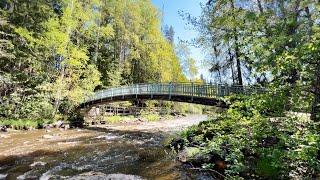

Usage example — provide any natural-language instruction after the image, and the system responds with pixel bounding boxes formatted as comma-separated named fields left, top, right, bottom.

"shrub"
left=143, top=114, right=160, bottom=122
left=175, top=95, right=320, bottom=179
left=104, top=115, right=135, bottom=124
left=0, top=119, right=49, bottom=130
left=105, top=116, right=123, bottom=123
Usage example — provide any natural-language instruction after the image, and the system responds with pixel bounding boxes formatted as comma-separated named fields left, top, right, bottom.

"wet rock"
left=30, top=161, right=47, bottom=167
left=170, top=112, right=178, bottom=116
left=178, top=149, right=227, bottom=173
left=169, top=137, right=185, bottom=151
left=177, top=147, right=201, bottom=163
left=43, top=124, right=53, bottom=129
left=69, top=172, right=143, bottom=180
left=64, top=124, right=70, bottom=130
left=0, top=126, right=7, bottom=132
left=17, top=170, right=38, bottom=180
left=54, top=120, right=64, bottom=128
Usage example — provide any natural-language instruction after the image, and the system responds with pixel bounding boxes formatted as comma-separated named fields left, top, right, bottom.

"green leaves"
left=0, top=0, right=185, bottom=122
left=178, top=94, right=320, bottom=178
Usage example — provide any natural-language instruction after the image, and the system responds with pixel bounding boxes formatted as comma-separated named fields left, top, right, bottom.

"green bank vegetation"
left=100, top=101, right=208, bottom=124
left=173, top=95, right=319, bottom=179
left=171, top=0, right=320, bottom=179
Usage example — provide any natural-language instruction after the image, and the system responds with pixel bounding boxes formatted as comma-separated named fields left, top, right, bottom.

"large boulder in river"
left=54, top=120, right=64, bottom=128
left=0, top=125, right=7, bottom=132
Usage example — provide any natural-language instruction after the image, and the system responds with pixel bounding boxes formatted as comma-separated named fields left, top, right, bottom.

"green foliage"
left=140, top=110, right=161, bottom=122
left=186, top=0, right=320, bottom=122
left=0, top=0, right=186, bottom=125
left=173, top=103, right=204, bottom=115
left=176, top=41, right=199, bottom=80
left=0, top=119, right=48, bottom=130
left=178, top=95, right=320, bottom=178
left=255, top=148, right=284, bottom=177
left=104, top=115, right=135, bottom=124
left=143, top=113, right=161, bottom=122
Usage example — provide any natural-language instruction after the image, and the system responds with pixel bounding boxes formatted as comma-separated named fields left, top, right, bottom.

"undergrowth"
left=175, top=94, right=320, bottom=179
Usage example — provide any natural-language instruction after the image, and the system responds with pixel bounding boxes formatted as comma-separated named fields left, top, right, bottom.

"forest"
left=0, top=0, right=319, bottom=179
left=0, top=0, right=191, bottom=123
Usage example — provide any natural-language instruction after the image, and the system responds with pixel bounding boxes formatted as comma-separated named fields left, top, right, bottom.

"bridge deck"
left=80, top=83, right=265, bottom=108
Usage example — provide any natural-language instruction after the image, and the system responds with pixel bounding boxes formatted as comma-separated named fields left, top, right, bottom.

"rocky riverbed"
left=0, top=115, right=212, bottom=179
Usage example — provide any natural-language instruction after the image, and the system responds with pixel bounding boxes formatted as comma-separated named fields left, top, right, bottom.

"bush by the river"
left=172, top=95, right=320, bottom=179
left=0, top=119, right=53, bottom=130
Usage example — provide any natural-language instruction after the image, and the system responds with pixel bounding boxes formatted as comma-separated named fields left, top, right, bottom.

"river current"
left=0, top=115, right=212, bottom=180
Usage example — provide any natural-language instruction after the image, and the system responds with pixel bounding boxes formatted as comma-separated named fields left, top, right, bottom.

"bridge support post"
left=151, top=84, right=153, bottom=99
left=169, top=82, right=172, bottom=100
left=135, top=84, right=138, bottom=99
left=191, top=82, right=194, bottom=102
left=122, top=88, right=124, bottom=99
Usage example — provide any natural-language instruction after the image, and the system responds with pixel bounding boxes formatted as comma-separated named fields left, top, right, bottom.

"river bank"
left=0, top=115, right=210, bottom=179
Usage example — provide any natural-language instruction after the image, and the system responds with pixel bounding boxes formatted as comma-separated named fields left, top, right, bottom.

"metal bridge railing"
left=84, top=83, right=266, bottom=104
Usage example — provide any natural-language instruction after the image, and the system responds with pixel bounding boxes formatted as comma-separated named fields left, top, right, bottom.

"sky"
left=151, top=0, right=210, bottom=81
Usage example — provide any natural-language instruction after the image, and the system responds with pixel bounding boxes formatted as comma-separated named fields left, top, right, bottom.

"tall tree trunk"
left=230, top=0, right=243, bottom=86
left=311, top=64, right=320, bottom=123
left=228, top=47, right=235, bottom=84
left=234, top=38, right=243, bottom=86
left=52, top=0, right=74, bottom=118
left=256, top=0, right=264, bottom=13
left=305, top=6, right=312, bottom=39
left=93, top=9, right=101, bottom=64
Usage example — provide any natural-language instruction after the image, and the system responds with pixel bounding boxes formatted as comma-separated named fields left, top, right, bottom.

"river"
left=0, top=115, right=212, bottom=180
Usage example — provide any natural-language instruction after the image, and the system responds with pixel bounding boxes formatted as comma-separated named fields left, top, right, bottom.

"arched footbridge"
left=80, top=83, right=266, bottom=108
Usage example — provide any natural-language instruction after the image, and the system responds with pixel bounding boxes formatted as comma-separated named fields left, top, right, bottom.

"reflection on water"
left=0, top=127, right=213, bottom=179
